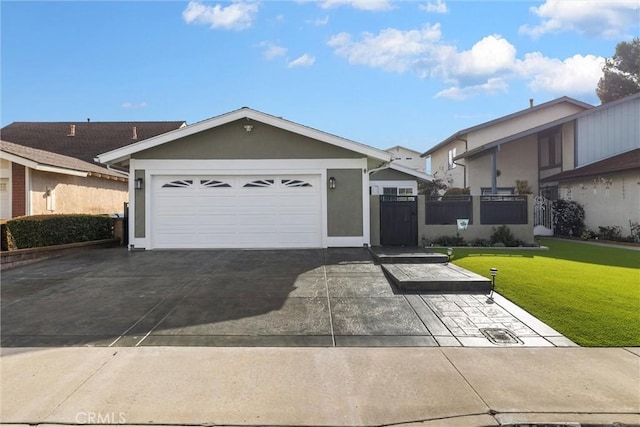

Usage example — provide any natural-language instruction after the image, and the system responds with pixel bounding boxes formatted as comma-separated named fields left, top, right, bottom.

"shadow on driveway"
left=2, top=247, right=428, bottom=347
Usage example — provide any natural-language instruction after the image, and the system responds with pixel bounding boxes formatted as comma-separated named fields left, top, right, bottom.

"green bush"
left=598, top=225, right=622, bottom=241
left=490, top=225, right=524, bottom=247
left=6, top=215, right=114, bottom=249
left=432, top=233, right=466, bottom=246
left=553, top=199, right=586, bottom=237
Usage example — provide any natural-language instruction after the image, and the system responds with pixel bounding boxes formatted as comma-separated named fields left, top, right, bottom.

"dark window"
left=162, top=180, right=193, bottom=188
left=383, top=187, right=397, bottom=196
left=244, top=179, right=274, bottom=188
left=539, top=128, right=562, bottom=168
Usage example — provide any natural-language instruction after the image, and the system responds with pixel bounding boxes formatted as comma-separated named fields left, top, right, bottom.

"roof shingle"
left=0, top=121, right=185, bottom=164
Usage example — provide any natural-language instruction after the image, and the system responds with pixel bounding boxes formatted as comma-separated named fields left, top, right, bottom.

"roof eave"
left=98, top=108, right=392, bottom=164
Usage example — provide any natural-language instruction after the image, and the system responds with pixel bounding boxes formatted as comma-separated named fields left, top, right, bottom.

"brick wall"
left=11, top=163, right=25, bottom=217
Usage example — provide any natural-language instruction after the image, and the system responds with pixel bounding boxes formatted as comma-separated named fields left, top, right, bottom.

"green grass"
left=446, top=238, right=640, bottom=347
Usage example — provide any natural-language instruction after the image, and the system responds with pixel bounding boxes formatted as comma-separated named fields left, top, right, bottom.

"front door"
left=380, top=196, right=417, bottom=246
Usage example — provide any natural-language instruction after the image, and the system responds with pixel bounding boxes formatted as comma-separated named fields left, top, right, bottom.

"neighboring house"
left=422, top=93, right=640, bottom=237
left=97, top=107, right=392, bottom=250
left=540, top=93, right=640, bottom=236
left=370, top=146, right=432, bottom=196
left=0, top=140, right=127, bottom=218
left=0, top=121, right=185, bottom=219
left=421, top=97, right=593, bottom=195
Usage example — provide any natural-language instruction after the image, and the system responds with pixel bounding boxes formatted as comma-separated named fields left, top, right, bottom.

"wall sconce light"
left=328, top=176, right=336, bottom=189
left=135, top=178, right=144, bottom=190
left=243, top=124, right=254, bottom=133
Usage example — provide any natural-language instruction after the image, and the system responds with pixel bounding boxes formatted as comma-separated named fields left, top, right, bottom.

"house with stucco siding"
left=0, top=121, right=185, bottom=219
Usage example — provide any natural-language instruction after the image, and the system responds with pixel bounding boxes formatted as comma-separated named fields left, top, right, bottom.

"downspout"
left=453, top=138, right=468, bottom=189
left=491, top=148, right=498, bottom=194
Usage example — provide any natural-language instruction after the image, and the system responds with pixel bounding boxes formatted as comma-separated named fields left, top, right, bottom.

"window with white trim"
left=383, top=187, right=397, bottom=196
left=398, top=188, right=413, bottom=195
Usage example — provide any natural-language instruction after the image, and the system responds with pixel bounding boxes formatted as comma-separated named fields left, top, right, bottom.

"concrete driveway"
left=1, top=247, right=571, bottom=347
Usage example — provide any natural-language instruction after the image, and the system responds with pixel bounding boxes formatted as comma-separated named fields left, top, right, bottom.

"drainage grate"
left=480, top=328, right=522, bottom=345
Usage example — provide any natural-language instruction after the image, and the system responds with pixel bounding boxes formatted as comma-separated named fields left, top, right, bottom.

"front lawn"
left=447, top=238, right=639, bottom=347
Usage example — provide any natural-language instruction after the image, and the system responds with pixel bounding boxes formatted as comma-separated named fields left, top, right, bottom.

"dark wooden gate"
left=380, top=195, right=417, bottom=246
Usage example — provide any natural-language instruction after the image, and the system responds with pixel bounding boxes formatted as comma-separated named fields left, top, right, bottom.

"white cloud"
left=435, top=78, right=508, bottom=100
left=259, top=41, right=287, bottom=60
left=288, top=54, right=316, bottom=68
left=516, top=52, right=605, bottom=94
left=327, top=24, right=442, bottom=73
left=182, top=1, right=258, bottom=31
left=420, top=0, right=448, bottom=14
left=519, top=0, right=640, bottom=39
left=314, top=15, right=330, bottom=26
left=328, top=25, right=606, bottom=99
left=448, top=35, right=516, bottom=78
left=122, top=101, right=147, bottom=109
left=320, top=0, right=392, bottom=11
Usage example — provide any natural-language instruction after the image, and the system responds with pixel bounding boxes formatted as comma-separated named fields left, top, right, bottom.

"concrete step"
left=368, top=247, right=449, bottom=264
left=382, top=263, right=492, bottom=292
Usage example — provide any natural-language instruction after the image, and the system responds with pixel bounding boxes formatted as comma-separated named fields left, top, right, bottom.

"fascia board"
left=0, top=151, right=88, bottom=177
left=98, top=108, right=392, bottom=164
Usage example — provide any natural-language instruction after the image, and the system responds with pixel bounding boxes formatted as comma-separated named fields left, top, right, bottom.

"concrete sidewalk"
left=1, top=347, right=638, bottom=426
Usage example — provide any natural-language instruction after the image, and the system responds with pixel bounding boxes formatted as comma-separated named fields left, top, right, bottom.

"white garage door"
left=151, top=175, right=322, bottom=249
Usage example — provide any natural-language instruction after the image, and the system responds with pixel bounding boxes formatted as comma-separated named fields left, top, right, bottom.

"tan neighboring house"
left=0, top=121, right=185, bottom=219
left=422, top=93, right=640, bottom=236
left=421, top=97, right=593, bottom=195
left=0, top=140, right=128, bottom=217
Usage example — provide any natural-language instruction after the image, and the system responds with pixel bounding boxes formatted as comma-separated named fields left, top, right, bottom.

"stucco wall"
left=467, top=136, right=539, bottom=195
left=560, top=170, right=640, bottom=236
left=327, top=169, right=363, bottom=237
left=136, top=119, right=362, bottom=160
left=466, top=103, right=587, bottom=150
left=429, top=139, right=466, bottom=189
left=134, top=169, right=145, bottom=238
left=30, top=170, right=127, bottom=215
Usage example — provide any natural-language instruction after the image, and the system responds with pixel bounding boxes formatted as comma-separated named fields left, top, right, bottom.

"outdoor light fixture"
left=487, top=267, right=498, bottom=303
left=447, top=247, right=453, bottom=262
left=135, top=178, right=144, bottom=190
left=243, top=124, right=254, bottom=133
left=329, top=176, right=336, bottom=189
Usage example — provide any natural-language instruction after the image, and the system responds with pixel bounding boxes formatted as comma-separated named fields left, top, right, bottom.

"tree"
left=596, top=38, right=640, bottom=104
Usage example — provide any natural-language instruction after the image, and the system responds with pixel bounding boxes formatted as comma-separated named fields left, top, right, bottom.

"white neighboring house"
left=370, top=146, right=431, bottom=196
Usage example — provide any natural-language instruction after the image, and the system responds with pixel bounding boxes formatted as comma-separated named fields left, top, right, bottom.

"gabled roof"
left=385, top=145, right=422, bottom=156
left=0, top=140, right=127, bottom=181
left=1, top=121, right=186, bottom=164
left=541, top=149, right=640, bottom=182
left=421, top=96, right=593, bottom=157
left=453, top=92, right=640, bottom=162
left=97, top=107, right=392, bottom=164
left=388, top=163, right=433, bottom=181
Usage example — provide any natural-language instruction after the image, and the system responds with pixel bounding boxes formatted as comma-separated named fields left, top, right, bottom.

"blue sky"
left=2, top=1, right=638, bottom=153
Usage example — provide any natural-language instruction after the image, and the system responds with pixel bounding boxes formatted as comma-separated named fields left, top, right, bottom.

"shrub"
left=581, top=229, right=595, bottom=240
left=598, top=225, right=622, bottom=241
left=552, top=199, right=586, bottom=237
left=515, top=179, right=532, bottom=194
left=470, top=238, right=492, bottom=247
left=6, top=214, right=114, bottom=249
left=490, top=225, right=523, bottom=247
left=629, top=221, right=640, bottom=243
left=433, top=233, right=466, bottom=246
left=443, top=187, right=470, bottom=196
